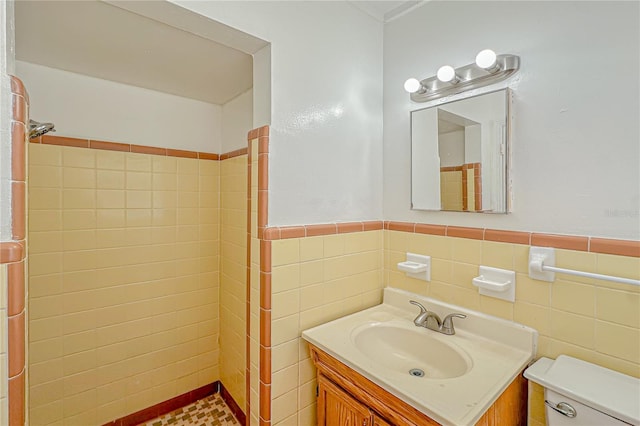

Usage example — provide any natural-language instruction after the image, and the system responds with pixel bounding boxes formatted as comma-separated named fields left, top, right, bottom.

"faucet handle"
left=409, top=300, right=428, bottom=327
left=441, top=313, right=466, bottom=335
left=409, top=300, right=427, bottom=313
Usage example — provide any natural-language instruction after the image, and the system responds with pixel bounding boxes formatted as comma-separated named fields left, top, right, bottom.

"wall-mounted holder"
left=397, top=253, right=431, bottom=281
left=472, top=265, right=516, bottom=302
left=528, top=247, right=556, bottom=282
left=528, top=246, right=640, bottom=286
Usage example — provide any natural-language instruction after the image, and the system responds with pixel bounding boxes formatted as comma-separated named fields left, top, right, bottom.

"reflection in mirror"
left=411, top=89, right=510, bottom=213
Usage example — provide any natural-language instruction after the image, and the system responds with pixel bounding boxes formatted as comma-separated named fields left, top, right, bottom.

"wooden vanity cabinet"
left=310, top=344, right=527, bottom=426
left=318, top=375, right=380, bottom=426
left=318, top=375, right=394, bottom=426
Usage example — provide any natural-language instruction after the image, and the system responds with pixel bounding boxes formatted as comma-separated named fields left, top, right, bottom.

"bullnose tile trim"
left=30, top=135, right=233, bottom=161
left=9, top=75, right=28, bottom=100
left=414, top=223, right=447, bottom=236
left=260, top=222, right=385, bottom=240
left=531, top=233, right=589, bottom=252
left=11, top=181, right=26, bottom=240
left=447, top=226, right=485, bottom=240
left=0, top=242, right=25, bottom=264
left=590, top=238, right=640, bottom=257
left=7, top=262, right=25, bottom=316
left=220, top=148, right=248, bottom=160
left=8, top=371, right=25, bottom=426
left=7, top=312, right=25, bottom=378
left=8, top=76, right=29, bottom=426
left=11, top=121, right=26, bottom=181
left=380, top=221, right=638, bottom=258
left=11, top=94, right=26, bottom=125
left=484, top=229, right=531, bottom=245
left=258, top=221, right=636, bottom=250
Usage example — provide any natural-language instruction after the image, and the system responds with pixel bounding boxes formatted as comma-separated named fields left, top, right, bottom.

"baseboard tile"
left=101, top=381, right=245, bottom=426
left=220, top=383, right=247, bottom=426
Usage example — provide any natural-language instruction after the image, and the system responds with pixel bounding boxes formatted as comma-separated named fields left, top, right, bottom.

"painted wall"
left=252, top=45, right=271, bottom=130
left=383, top=1, right=640, bottom=240
left=0, top=0, right=14, bottom=241
left=15, top=61, right=223, bottom=154
left=438, top=130, right=464, bottom=167
left=27, top=143, right=221, bottom=424
left=222, top=90, right=253, bottom=153
left=172, top=0, right=384, bottom=227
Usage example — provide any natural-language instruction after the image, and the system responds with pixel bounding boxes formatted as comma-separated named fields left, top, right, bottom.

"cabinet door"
left=318, top=375, right=373, bottom=426
left=373, top=414, right=392, bottom=426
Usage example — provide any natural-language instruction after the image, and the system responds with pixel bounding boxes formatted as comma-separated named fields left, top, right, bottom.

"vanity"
left=302, top=288, right=537, bottom=425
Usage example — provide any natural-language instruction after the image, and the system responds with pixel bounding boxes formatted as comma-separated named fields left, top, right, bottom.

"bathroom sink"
left=302, top=287, right=537, bottom=425
left=351, top=323, right=472, bottom=379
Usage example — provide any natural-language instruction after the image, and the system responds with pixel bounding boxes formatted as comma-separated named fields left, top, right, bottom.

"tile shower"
left=26, top=137, right=247, bottom=425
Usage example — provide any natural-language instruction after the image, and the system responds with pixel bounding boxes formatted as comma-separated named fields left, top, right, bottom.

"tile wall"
left=439, top=163, right=481, bottom=212
left=220, top=153, right=248, bottom=412
left=440, top=170, right=462, bottom=211
left=27, top=143, right=221, bottom=424
left=257, top=220, right=637, bottom=426
left=383, top=224, right=639, bottom=426
left=266, top=226, right=385, bottom=425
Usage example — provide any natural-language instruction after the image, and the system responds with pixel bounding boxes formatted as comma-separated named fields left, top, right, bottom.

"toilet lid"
left=524, top=355, right=640, bottom=425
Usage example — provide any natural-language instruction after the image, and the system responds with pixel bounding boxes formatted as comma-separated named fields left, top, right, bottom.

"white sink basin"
left=351, top=323, right=472, bottom=379
left=302, top=287, right=537, bottom=426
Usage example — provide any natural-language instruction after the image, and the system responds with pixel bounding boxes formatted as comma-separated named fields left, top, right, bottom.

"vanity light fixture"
left=436, top=65, right=460, bottom=84
left=475, top=49, right=499, bottom=72
left=403, top=77, right=424, bottom=94
left=405, top=49, right=520, bottom=102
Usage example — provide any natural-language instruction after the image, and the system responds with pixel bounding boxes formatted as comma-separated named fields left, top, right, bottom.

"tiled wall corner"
left=248, top=137, right=259, bottom=425
left=1, top=75, right=29, bottom=426
left=220, top=153, right=248, bottom=413
left=383, top=224, right=640, bottom=426
left=27, top=144, right=222, bottom=424
left=246, top=127, right=268, bottom=426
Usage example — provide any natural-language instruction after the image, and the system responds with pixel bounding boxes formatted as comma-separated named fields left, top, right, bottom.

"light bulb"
left=436, top=65, right=457, bottom=83
left=475, top=49, right=498, bottom=69
left=404, top=78, right=422, bottom=93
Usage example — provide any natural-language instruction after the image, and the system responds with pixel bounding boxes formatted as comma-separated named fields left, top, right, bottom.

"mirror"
left=411, top=89, right=511, bottom=213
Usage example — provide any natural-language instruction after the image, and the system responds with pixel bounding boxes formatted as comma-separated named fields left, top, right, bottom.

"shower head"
left=29, top=119, right=55, bottom=139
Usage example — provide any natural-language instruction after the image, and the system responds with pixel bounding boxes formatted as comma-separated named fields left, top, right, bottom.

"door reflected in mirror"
left=411, top=89, right=511, bottom=213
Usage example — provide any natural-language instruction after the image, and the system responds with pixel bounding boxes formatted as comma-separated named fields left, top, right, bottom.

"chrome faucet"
left=409, top=300, right=466, bottom=335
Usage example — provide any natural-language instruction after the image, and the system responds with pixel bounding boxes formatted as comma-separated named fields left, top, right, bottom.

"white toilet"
left=524, top=355, right=640, bottom=425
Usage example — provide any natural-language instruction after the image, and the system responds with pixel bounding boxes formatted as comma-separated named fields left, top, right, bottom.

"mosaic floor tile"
left=141, top=393, right=239, bottom=426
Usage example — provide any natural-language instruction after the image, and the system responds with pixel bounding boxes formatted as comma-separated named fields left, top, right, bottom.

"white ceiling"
left=348, top=0, right=425, bottom=22
left=15, top=1, right=421, bottom=105
left=15, top=1, right=258, bottom=105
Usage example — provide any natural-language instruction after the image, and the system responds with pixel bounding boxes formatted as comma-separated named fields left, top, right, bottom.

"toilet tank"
left=524, top=355, right=640, bottom=426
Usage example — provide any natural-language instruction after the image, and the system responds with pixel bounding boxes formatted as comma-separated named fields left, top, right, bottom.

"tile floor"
left=141, top=393, right=239, bottom=426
